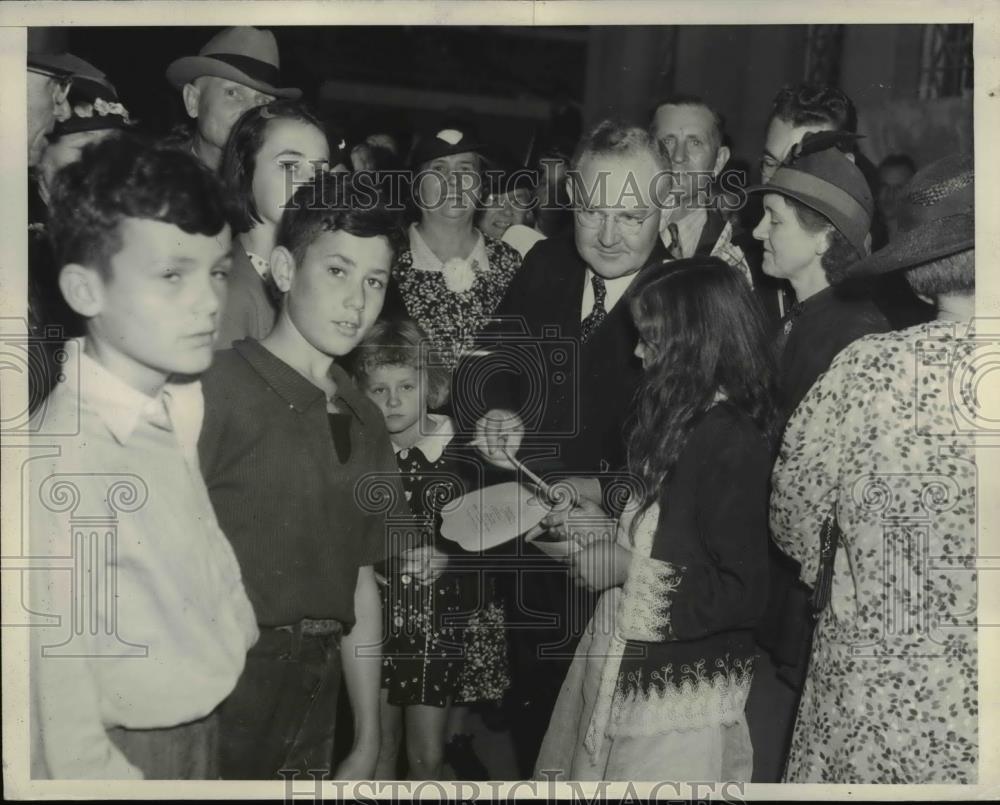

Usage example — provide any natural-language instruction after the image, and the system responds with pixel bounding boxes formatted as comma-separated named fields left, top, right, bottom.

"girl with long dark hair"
left=533, top=257, right=778, bottom=781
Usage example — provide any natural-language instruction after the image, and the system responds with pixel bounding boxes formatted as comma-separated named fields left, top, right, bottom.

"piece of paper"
left=439, top=481, right=548, bottom=551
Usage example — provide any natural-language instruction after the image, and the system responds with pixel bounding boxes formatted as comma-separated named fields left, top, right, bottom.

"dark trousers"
left=106, top=711, right=219, bottom=779
left=501, top=544, right=597, bottom=778
left=219, top=625, right=343, bottom=780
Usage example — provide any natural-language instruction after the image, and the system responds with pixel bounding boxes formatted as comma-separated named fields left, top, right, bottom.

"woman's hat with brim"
left=165, top=26, right=301, bottom=100
left=747, top=131, right=873, bottom=260
left=48, top=55, right=132, bottom=139
left=409, top=125, right=487, bottom=169
left=845, top=152, right=974, bottom=278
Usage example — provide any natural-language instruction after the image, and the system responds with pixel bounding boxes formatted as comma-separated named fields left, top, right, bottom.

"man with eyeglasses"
left=165, top=27, right=301, bottom=171
left=27, top=51, right=73, bottom=168
left=464, top=120, right=670, bottom=777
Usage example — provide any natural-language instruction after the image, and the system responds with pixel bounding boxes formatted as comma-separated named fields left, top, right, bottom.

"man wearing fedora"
left=166, top=26, right=301, bottom=171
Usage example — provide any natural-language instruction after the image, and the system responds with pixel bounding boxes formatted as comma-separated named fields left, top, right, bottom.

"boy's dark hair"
left=276, top=170, right=405, bottom=266
left=220, top=99, right=326, bottom=234
left=48, top=132, right=229, bottom=277
left=352, top=318, right=451, bottom=409
left=649, top=93, right=727, bottom=150
left=768, top=83, right=858, bottom=133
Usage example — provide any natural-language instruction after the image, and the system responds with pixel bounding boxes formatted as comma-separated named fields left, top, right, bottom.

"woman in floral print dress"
left=384, top=124, right=522, bottom=372
left=770, top=154, right=977, bottom=783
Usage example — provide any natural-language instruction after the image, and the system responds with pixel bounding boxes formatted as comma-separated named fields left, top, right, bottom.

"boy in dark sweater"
left=198, top=171, right=405, bottom=779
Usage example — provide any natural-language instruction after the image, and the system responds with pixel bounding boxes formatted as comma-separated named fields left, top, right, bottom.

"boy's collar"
left=232, top=338, right=377, bottom=426
left=392, top=413, right=454, bottom=463
left=63, top=338, right=201, bottom=449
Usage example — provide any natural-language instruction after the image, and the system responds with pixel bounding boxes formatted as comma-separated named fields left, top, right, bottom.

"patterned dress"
left=382, top=415, right=465, bottom=707
left=770, top=322, right=978, bottom=783
left=392, top=224, right=522, bottom=371
left=381, top=415, right=511, bottom=706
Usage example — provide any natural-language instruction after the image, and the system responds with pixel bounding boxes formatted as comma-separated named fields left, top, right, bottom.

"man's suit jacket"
left=465, top=232, right=668, bottom=480
left=216, top=242, right=279, bottom=350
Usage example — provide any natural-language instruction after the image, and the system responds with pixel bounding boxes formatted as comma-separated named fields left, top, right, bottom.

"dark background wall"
left=37, top=24, right=971, bottom=176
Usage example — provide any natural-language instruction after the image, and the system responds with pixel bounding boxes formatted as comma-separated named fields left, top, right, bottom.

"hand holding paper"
left=439, top=481, right=548, bottom=551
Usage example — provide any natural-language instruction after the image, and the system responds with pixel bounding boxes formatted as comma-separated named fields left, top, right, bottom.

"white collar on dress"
left=392, top=412, right=455, bottom=463
left=408, top=223, right=488, bottom=274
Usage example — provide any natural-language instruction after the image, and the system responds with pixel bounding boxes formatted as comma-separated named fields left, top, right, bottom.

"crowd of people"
left=24, top=26, right=976, bottom=785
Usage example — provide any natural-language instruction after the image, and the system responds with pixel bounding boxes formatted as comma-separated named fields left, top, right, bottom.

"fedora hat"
left=747, top=130, right=873, bottom=259
left=28, top=51, right=77, bottom=79
left=845, top=152, right=974, bottom=278
left=166, top=26, right=301, bottom=99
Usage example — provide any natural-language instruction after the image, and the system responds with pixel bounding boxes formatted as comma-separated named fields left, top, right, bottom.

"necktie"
left=581, top=274, right=607, bottom=343
left=666, top=222, right=684, bottom=260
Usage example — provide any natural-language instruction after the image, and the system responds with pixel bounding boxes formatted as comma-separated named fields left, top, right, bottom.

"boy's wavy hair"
left=625, top=257, right=780, bottom=532
left=351, top=317, right=451, bottom=410
left=220, top=99, right=326, bottom=235
left=48, top=132, right=229, bottom=277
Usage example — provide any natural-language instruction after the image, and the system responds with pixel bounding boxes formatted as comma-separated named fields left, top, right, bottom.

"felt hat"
left=845, top=152, right=974, bottom=277
left=28, top=51, right=77, bottom=79
left=48, top=55, right=132, bottom=139
left=409, top=123, right=486, bottom=169
left=748, top=130, right=873, bottom=259
left=165, top=26, right=301, bottom=99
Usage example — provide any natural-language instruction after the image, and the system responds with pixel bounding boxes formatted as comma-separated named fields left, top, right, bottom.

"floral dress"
left=382, top=415, right=465, bottom=707
left=392, top=224, right=522, bottom=371
left=770, top=322, right=978, bottom=783
left=381, top=415, right=511, bottom=706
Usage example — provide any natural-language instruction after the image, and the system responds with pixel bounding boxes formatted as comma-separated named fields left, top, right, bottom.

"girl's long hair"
left=625, top=257, right=780, bottom=532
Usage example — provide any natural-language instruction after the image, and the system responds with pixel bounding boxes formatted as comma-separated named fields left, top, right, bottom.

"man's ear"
left=269, top=246, right=296, bottom=294
left=713, top=144, right=731, bottom=179
left=181, top=82, right=201, bottom=120
left=58, top=264, right=104, bottom=318
left=845, top=151, right=857, bottom=164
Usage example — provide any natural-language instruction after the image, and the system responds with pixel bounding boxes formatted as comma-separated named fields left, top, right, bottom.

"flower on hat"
left=72, top=98, right=131, bottom=124
left=441, top=256, right=478, bottom=294
left=436, top=129, right=463, bottom=146
left=93, top=97, right=130, bottom=121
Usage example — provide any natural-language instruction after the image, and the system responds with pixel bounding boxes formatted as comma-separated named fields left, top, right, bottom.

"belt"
left=252, top=619, right=345, bottom=661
